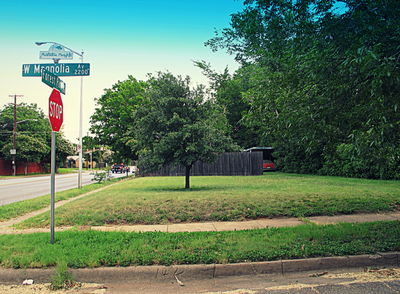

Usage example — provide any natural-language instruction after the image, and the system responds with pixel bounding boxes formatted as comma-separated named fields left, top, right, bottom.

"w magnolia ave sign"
left=22, top=63, right=90, bottom=77
left=48, top=89, right=63, bottom=132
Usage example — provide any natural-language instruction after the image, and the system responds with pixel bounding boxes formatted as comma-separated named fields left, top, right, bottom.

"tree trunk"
left=185, top=165, right=191, bottom=189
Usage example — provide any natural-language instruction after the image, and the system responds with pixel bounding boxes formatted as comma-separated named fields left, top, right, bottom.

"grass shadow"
left=143, top=186, right=225, bottom=192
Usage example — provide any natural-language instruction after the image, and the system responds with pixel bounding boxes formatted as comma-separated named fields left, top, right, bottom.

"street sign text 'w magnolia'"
left=22, top=63, right=90, bottom=77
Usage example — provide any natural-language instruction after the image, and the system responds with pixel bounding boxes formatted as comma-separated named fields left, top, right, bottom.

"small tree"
left=134, top=72, right=235, bottom=189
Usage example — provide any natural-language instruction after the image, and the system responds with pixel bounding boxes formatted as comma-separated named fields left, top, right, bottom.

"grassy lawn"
left=0, top=221, right=399, bottom=268
left=17, top=173, right=400, bottom=228
left=57, top=168, right=78, bottom=174
left=0, top=177, right=131, bottom=222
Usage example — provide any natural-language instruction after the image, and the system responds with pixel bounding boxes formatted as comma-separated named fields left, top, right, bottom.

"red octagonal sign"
left=48, top=89, right=63, bottom=132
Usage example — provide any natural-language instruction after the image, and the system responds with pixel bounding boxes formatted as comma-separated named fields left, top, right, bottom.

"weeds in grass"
left=50, top=260, right=79, bottom=290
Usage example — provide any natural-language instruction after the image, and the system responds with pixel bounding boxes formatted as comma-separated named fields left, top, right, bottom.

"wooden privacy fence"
left=139, top=152, right=263, bottom=177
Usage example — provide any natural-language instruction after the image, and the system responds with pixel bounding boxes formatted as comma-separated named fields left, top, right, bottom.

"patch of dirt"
left=0, top=283, right=106, bottom=294
left=262, top=283, right=322, bottom=291
left=326, top=267, right=400, bottom=282
left=264, top=268, right=400, bottom=291
left=203, top=290, right=257, bottom=294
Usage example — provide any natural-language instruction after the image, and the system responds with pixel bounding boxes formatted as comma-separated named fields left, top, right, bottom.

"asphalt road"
left=104, top=268, right=400, bottom=294
left=0, top=171, right=128, bottom=206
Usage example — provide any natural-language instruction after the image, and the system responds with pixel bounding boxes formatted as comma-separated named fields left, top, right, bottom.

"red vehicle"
left=244, top=147, right=276, bottom=171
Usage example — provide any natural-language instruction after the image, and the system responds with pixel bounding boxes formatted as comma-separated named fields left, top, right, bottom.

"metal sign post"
left=48, top=89, right=63, bottom=244
left=50, top=131, right=56, bottom=244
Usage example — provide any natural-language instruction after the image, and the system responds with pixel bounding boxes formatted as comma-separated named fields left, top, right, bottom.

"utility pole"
left=78, top=50, right=84, bottom=188
left=9, top=94, right=23, bottom=176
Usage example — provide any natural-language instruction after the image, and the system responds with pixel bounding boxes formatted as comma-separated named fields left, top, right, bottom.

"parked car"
left=111, top=163, right=127, bottom=173
left=244, top=147, right=277, bottom=172
left=262, top=160, right=276, bottom=171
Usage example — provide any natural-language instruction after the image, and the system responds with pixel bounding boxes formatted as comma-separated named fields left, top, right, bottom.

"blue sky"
left=0, top=0, right=244, bottom=142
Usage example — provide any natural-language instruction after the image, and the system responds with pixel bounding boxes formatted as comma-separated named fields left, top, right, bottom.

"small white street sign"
left=40, top=44, right=73, bottom=60
left=10, top=149, right=16, bottom=155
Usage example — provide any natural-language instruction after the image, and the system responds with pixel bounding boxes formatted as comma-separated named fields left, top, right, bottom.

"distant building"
left=0, top=159, right=45, bottom=175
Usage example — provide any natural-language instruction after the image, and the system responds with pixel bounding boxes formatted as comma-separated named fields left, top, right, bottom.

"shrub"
left=50, top=261, right=78, bottom=290
left=92, top=171, right=109, bottom=183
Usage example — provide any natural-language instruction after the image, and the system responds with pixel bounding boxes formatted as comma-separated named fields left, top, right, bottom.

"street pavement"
left=1, top=266, right=399, bottom=294
left=0, top=171, right=128, bottom=206
left=102, top=267, right=400, bottom=294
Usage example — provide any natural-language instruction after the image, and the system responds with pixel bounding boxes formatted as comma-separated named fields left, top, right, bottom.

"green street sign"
left=42, top=69, right=66, bottom=94
left=22, top=63, right=90, bottom=77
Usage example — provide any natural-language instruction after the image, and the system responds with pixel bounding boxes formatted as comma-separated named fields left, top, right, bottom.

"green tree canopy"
left=206, top=0, right=400, bottom=179
left=54, top=133, right=75, bottom=168
left=134, top=72, right=237, bottom=188
left=0, top=103, right=74, bottom=170
left=0, top=103, right=51, bottom=147
left=195, top=61, right=260, bottom=148
left=90, top=76, right=147, bottom=162
left=1, top=134, right=49, bottom=163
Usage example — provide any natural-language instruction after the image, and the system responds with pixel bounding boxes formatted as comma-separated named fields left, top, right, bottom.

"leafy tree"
left=0, top=103, right=51, bottom=153
left=82, top=135, right=101, bottom=163
left=82, top=135, right=98, bottom=151
left=206, top=0, right=400, bottom=179
left=80, top=135, right=112, bottom=166
left=0, top=103, right=74, bottom=171
left=99, top=149, right=114, bottom=165
left=134, top=72, right=236, bottom=189
left=90, top=76, right=147, bottom=162
left=1, top=134, right=49, bottom=168
left=195, top=61, right=260, bottom=148
left=54, top=133, right=75, bottom=168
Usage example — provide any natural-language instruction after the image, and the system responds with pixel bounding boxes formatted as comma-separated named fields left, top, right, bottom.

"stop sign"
left=48, top=89, right=63, bottom=132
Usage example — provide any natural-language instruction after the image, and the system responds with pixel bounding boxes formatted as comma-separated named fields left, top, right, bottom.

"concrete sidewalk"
left=1, top=212, right=399, bottom=234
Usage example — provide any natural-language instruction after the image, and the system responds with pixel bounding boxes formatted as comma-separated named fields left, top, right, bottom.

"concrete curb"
left=0, top=252, right=398, bottom=284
